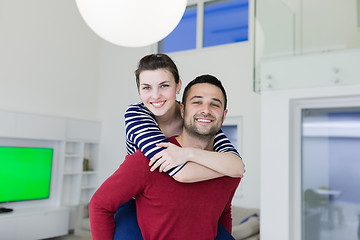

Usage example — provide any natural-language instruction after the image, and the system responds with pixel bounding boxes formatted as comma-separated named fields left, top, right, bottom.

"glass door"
left=301, top=107, right=360, bottom=240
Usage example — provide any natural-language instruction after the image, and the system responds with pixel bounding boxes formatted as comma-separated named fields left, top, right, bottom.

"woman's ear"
left=176, top=79, right=182, bottom=94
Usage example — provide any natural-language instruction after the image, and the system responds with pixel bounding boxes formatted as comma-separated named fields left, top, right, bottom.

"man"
left=89, top=75, right=241, bottom=240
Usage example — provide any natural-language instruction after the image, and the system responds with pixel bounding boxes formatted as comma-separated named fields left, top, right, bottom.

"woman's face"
left=138, top=69, right=181, bottom=117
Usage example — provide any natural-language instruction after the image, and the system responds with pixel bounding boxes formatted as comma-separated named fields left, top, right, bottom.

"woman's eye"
left=160, top=84, right=170, bottom=88
left=142, top=86, right=150, bottom=90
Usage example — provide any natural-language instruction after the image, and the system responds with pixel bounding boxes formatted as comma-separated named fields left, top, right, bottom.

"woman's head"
left=135, top=54, right=180, bottom=89
left=135, top=54, right=182, bottom=118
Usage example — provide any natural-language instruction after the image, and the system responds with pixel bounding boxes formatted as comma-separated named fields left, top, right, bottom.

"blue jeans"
left=113, top=199, right=235, bottom=240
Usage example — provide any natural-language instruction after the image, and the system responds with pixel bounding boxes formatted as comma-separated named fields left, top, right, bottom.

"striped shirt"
left=125, top=102, right=240, bottom=176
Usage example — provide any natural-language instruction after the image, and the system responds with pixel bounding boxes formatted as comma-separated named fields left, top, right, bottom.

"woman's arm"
left=149, top=129, right=245, bottom=182
left=149, top=142, right=244, bottom=182
left=125, top=103, right=169, bottom=157
left=170, top=161, right=223, bottom=183
left=125, top=103, right=186, bottom=176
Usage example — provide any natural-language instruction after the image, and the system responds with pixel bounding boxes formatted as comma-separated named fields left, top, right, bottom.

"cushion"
left=232, top=216, right=259, bottom=239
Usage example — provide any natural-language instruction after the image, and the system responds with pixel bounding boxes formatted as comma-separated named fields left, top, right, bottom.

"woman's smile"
left=151, top=101, right=166, bottom=108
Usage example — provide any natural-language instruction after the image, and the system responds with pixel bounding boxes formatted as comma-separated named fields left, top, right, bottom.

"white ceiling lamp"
left=76, top=0, right=187, bottom=47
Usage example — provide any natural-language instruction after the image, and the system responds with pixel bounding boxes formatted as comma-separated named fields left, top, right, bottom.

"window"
left=159, top=6, right=197, bottom=53
left=159, top=0, right=249, bottom=53
left=203, top=0, right=249, bottom=47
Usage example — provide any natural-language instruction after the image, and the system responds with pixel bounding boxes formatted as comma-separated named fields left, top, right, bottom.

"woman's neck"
left=156, top=102, right=183, bottom=138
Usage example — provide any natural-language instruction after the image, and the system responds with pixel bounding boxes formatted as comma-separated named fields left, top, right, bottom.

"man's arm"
left=89, top=153, right=147, bottom=240
left=218, top=188, right=238, bottom=233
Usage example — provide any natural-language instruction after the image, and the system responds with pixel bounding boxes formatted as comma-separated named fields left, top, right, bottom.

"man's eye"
left=161, top=84, right=170, bottom=88
left=211, top=103, right=220, bottom=108
left=142, top=86, right=150, bottom=90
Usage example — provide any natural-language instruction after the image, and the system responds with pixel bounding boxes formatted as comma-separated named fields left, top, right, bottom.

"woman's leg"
left=113, top=199, right=143, bottom=240
left=114, top=199, right=234, bottom=240
left=215, top=222, right=235, bottom=240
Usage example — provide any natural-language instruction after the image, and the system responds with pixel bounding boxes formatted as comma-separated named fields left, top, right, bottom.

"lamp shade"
left=75, top=0, right=187, bottom=47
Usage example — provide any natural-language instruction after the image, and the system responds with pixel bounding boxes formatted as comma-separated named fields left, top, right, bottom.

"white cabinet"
left=0, top=207, right=69, bottom=240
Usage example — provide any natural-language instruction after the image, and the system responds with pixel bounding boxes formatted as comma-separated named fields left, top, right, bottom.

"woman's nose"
left=151, top=88, right=161, bottom=99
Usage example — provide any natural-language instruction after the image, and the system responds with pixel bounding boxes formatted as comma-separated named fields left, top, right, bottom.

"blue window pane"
left=204, top=0, right=249, bottom=48
left=160, top=6, right=197, bottom=53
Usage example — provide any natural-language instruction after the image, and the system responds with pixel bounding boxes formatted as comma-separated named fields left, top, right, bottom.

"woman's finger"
left=156, top=142, right=172, bottom=148
left=150, top=152, right=162, bottom=166
left=150, top=157, right=165, bottom=172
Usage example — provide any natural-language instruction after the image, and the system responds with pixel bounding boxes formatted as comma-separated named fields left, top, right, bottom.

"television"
left=0, top=146, right=53, bottom=204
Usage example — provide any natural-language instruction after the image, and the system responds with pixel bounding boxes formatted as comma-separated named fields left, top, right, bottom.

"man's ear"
left=180, top=103, right=185, bottom=119
left=222, top=109, right=228, bottom=124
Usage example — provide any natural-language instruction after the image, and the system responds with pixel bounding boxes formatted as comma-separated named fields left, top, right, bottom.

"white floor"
left=45, top=234, right=91, bottom=240
left=318, top=202, right=360, bottom=240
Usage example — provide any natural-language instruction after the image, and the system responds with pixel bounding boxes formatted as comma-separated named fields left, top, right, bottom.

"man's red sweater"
left=89, top=137, right=241, bottom=240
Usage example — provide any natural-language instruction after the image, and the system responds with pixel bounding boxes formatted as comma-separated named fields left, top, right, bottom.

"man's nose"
left=201, top=104, right=211, bottom=114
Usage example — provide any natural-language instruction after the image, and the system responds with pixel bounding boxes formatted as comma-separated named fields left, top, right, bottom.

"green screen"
left=0, top=146, right=53, bottom=203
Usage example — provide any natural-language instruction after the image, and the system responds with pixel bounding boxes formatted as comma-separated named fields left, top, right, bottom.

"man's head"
left=180, top=75, right=228, bottom=139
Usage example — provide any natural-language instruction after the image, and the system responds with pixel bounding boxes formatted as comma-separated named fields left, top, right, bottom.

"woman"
left=114, top=54, right=244, bottom=239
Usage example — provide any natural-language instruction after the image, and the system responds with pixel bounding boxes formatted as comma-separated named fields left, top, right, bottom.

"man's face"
left=181, top=83, right=228, bottom=138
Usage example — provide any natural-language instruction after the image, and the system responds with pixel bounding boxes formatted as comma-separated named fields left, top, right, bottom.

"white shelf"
left=64, top=171, right=82, bottom=175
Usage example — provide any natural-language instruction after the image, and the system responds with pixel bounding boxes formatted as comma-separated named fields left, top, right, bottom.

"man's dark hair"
left=135, top=54, right=180, bottom=89
left=182, top=74, right=227, bottom=110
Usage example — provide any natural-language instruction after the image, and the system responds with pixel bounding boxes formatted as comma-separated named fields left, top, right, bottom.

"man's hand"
left=149, top=142, right=189, bottom=172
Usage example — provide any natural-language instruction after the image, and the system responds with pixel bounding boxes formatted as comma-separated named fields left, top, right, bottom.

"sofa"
left=231, top=206, right=260, bottom=240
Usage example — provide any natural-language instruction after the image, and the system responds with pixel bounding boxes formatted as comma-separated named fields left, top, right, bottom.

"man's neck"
left=175, top=131, right=215, bottom=151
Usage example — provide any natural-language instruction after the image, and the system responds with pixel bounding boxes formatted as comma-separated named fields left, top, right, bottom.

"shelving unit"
left=61, top=141, right=99, bottom=207
left=62, top=119, right=101, bottom=230
left=0, top=110, right=101, bottom=238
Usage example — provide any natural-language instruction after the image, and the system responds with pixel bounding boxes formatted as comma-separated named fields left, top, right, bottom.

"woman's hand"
left=149, top=142, right=190, bottom=172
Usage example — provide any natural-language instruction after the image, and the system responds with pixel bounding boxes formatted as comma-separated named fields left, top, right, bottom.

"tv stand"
left=0, top=207, right=13, bottom=213
left=0, top=207, right=69, bottom=239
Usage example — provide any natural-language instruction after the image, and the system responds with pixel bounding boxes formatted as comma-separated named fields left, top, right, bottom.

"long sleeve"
left=125, top=103, right=186, bottom=176
left=89, top=153, right=147, bottom=240
left=218, top=187, right=238, bottom=233
left=214, top=129, right=241, bottom=157
left=125, top=102, right=169, bottom=158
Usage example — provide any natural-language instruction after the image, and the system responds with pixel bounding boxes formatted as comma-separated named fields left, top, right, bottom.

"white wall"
left=0, top=0, right=101, bottom=120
